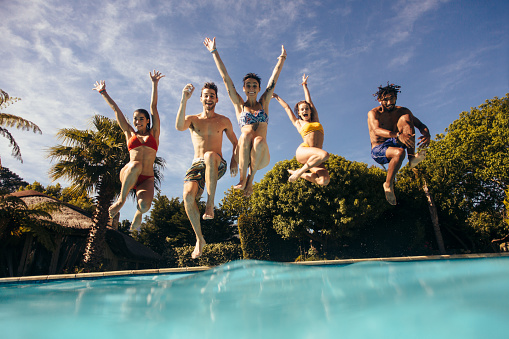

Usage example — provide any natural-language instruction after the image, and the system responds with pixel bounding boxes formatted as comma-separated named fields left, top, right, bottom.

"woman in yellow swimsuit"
left=273, top=74, right=330, bottom=185
left=203, top=37, right=286, bottom=196
left=93, top=70, right=163, bottom=230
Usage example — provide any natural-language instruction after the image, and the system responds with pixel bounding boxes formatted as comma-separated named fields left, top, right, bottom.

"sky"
left=1, top=0, right=508, bottom=223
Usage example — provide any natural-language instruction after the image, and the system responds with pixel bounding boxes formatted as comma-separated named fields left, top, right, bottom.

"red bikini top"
left=127, top=133, right=158, bottom=152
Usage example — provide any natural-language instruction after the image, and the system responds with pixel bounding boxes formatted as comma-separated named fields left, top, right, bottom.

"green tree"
left=0, top=89, right=42, bottom=165
left=47, top=115, right=164, bottom=269
left=251, top=155, right=389, bottom=249
left=420, top=94, right=509, bottom=251
left=0, top=167, right=28, bottom=192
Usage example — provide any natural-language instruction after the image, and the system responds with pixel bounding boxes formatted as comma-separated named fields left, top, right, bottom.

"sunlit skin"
left=273, top=74, right=330, bottom=185
left=176, top=83, right=238, bottom=259
left=203, top=36, right=286, bottom=196
left=93, top=70, right=163, bottom=230
left=368, top=91, right=430, bottom=205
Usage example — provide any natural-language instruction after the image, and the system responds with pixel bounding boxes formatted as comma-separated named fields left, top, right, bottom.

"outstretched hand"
left=203, top=37, right=216, bottom=52
left=272, top=93, right=280, bottom=100
left=301, top=74, right=309, bottom=85
left=93, top=80, right=106, bottom=92
left=150, top=70, right=165, bottom=82
left=279, top=45, right=287, bottom=59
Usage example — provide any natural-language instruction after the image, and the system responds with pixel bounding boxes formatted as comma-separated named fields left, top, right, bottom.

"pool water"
left=1, top=257, right=509, bottom=338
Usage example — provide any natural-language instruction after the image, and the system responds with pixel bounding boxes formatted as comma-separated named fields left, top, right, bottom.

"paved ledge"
left=2, top=253, right=508, bottom=284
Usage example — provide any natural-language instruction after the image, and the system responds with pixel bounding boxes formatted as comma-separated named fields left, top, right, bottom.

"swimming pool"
left=1, top=255, right=509, bottom=338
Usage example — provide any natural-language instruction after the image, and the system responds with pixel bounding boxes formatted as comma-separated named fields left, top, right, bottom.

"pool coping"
left=2, top=252, right=508, bottom=284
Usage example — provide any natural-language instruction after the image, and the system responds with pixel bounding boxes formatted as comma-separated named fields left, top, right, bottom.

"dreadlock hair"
left=201, top=82, right=218, bottom=98
left=243, top=73, right=262, bottom=87
left=373, top=82, right=401, bottom=101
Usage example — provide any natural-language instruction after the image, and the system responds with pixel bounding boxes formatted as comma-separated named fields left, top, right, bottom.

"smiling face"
left=200, top=88, right=218, bottom=110
left=379, top=93, right=397, bottom=111
left=243, top=78, right=260, bottom=99
left=133, top=110, right=150, bottom=132
left=297, top=102, right=312, bottom=121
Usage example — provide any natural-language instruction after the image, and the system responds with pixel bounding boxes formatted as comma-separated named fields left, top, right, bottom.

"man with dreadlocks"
left=367, top=82, right=430, bottom=205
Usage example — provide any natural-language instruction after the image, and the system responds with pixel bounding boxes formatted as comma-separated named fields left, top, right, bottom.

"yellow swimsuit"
left=299, top=122, right=324, bottom=147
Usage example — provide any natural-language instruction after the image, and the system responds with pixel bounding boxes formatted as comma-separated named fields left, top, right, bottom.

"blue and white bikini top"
left=238, top=107, right=269, bottom=128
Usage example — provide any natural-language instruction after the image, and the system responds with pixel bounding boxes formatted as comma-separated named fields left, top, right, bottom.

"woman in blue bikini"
left=93, top=70, right=163, bottom=230
left=204, top=37, right=286, bottom=195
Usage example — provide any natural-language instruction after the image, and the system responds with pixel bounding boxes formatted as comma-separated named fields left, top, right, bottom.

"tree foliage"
left=0, top=167, right=28, bottom=192
left=250, top=155, right=389, bottom=244
left=417, top=94, right=509, bottom=250
left=0, top=89, right=42, bottom=164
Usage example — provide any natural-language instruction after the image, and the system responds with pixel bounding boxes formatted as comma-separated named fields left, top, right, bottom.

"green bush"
left=168, top=242, right=242, bottom=268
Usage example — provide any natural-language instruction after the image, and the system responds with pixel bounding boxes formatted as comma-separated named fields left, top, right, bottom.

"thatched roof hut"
left=4, top=190, right=161, bottom=277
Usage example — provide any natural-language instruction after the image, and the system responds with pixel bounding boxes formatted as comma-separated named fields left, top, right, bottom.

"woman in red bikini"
left=93, top=70, right=163, bottom=230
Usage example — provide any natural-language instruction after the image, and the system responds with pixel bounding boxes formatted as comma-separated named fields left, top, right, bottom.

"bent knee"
left=322, top=151, right=330, bottom=162
left=138, top=201, right=152, bottom=213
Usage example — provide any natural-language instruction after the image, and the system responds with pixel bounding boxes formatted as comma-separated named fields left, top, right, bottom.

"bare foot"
left=383, top=182, right=397, bottom=205
left=108, top=200, right=123, bottom=218
left=287, top=169, right=301, bottom=182
left=234, top=178, right=247, bottom=190
left=202, top=207, right=214, bottom=220
left=191, top=238, right=206, bottom=259
left=409, top=150, right=426, bottom=168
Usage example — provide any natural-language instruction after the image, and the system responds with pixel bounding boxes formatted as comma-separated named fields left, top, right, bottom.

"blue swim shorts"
left=371, top=137, right=405, bottom=165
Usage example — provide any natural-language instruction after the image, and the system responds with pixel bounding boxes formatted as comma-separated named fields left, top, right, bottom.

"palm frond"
left=0, top=126, right=22, bottom=162
left=0, top=90, right=21, bottom=109
left=0, top=113, right=41, bottom=134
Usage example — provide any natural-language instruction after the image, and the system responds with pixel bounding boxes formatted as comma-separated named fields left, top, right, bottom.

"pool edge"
left=2, top=252, right=509, bottom=284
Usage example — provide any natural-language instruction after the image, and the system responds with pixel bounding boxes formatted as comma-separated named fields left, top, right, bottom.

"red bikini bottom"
left=133, top=175, right=154, bottom=190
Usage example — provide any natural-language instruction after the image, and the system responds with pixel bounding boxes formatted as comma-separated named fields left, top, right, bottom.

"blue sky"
left=1, top=0, right=508, bottom=222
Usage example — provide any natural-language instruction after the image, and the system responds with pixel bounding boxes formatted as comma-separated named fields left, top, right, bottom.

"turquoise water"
left=1, top=258, right=509, bottom=338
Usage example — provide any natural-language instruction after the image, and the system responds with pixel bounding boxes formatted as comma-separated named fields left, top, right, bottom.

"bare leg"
left=289, top=167, right=330, bottom=186
left=290, top=147, right=329, bottom=184
left=109, top=161, right=142, bottom=218
left=130, top=177, right=155, bottom=231
left=203, top=151, right=221, bottom=220
left=244, top=136, right=270, bottom=196
left=183, top=182, right=206, bottom=259
left=396, top=113, right=425, bottom=168
left=235, top=132, right=253, bottom=190
left=383, top=147, right=406, bottom=205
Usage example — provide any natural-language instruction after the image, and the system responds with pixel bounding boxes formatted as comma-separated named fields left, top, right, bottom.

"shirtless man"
left=367, top=83, right=430, bottom=205
left=176, top=82, right=238, bottom=259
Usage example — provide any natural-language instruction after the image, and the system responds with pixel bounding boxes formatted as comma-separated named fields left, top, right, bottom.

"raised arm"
left=260, top=45, right=287, bottom=107
left=272, top=93, right=299, bottom=129
left=149, top=70, right=164, bottom=138
left=175, top=84, right=195, bottom=131
left=301, top=74, right=319, bottom=122
left=93, top=80, right=132, bottom=134
left=203, top=37, right=243, bottom=109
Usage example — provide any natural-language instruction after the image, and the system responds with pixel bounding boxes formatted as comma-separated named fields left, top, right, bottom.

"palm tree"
left=0, top=191, right=67, bottom=276
left=47, top=115, right=165, bottom=270
left=0, top=89, right=42, bottom=165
